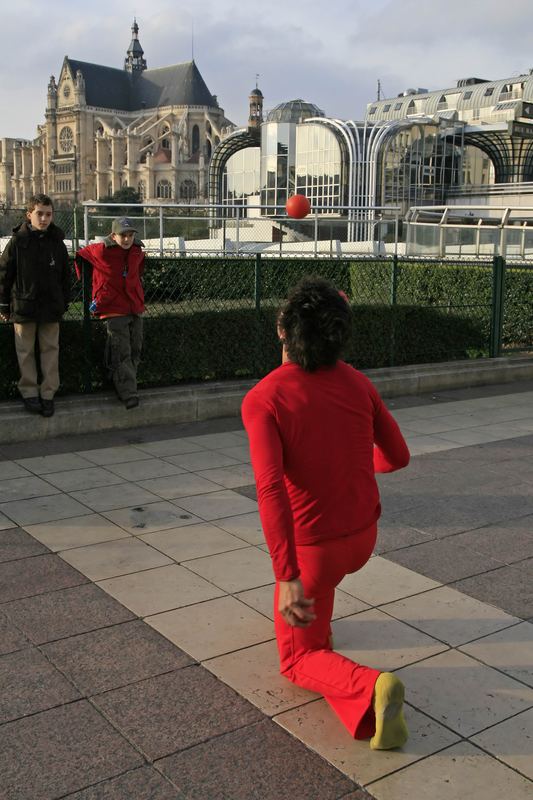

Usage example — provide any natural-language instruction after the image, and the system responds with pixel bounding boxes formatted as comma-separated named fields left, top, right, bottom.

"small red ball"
left=286, top=194, right=311, bottom=219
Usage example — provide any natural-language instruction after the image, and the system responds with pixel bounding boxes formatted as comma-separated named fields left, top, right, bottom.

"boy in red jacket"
left=76, top=217, right=144, bottom=409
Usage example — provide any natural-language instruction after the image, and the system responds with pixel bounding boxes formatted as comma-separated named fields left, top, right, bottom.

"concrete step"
left=1, top=356, right=532, bottom=445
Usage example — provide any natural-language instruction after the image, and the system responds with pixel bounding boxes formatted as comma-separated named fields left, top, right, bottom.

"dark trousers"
left=104, top=315, right=143, bottom=401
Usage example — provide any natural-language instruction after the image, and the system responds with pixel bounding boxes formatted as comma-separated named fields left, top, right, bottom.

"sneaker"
left=124, top=396, right=139, bottom=410
left=41, top=399, right=55, bottom=418
left=23, top=397, right=41, bottom=414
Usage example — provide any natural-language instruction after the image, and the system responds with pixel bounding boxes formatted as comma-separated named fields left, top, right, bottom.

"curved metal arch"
left=208, top=129, right=260, bottom=204
left=463, top=132, right=510, bottom=183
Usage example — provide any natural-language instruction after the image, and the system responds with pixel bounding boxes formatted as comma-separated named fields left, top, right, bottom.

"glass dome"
left=266, top=99, right=325, bottom=123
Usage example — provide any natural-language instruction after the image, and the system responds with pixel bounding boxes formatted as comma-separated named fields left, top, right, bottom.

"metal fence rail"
left=1, top=216, right=531, bottom=399
left=62, top=254, right=531, bottom=394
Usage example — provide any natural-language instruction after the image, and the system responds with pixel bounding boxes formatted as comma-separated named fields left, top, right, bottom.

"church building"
left=0, top=20, right=234, bottom=206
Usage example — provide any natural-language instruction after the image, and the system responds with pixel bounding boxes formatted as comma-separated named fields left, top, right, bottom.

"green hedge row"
left=0, top=304, right=486, bottom=400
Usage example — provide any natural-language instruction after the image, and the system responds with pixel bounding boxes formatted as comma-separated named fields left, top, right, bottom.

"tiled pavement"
left=0, top=381, right=532, bottom=799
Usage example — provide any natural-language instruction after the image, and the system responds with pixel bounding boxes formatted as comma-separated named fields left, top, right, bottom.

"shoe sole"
left=370, top=673, right=408, bottom=751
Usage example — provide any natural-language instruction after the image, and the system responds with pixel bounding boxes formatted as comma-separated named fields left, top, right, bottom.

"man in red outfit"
left=242, top=277, right=410, bottom=750
left=76, top=217, right=145, bottom=409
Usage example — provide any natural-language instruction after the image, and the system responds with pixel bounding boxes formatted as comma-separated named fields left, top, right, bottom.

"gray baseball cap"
left=111, top=217, right=137, bottom=235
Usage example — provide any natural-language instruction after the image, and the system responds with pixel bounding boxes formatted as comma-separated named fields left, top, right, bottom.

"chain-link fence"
left=0, top=238, right=531, bottom=400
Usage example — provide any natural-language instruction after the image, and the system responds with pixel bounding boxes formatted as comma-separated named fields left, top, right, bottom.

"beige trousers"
left=13, top=322, right=60, bottom=400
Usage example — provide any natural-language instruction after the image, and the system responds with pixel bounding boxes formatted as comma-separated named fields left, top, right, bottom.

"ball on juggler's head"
left=286, top=194, right=311, bottom=219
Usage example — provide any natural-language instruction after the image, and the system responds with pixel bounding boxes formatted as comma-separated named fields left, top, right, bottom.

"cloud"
left=2, top=0, right=533, bottom=138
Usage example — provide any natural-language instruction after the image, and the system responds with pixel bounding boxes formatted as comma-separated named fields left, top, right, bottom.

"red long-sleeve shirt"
left=241, top=360, right=410, bottom=581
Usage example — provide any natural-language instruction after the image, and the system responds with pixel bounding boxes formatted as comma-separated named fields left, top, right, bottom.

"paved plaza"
left=0, top=380, right=532, bottom=799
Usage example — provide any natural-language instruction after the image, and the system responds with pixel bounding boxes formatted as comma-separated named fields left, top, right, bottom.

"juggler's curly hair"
left=278, top=276, right=352, bottom=372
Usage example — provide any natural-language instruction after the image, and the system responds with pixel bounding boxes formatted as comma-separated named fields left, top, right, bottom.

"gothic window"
left=206, top=121, right=212, bottom=135
left=96, top=124, right=104, bottom=136
left=161, top=124, right=171, bottom=149
left=140, top=136, right=154, bottom=164
left=206, top=140, right=212, bottom=160
left=156, top=179, right=172, bottom=199
left=59, top=126, right=74, bottom=152
left=192, top=125, right=200, bottom=154
left=180, top=179, right=197, bottom=201
left=63, top=85, right=71, bottom=99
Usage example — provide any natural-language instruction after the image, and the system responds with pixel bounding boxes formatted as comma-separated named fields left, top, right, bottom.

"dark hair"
left=27, top=194, right=54, bottom=213
left=278, top=276, right=352, bottom=371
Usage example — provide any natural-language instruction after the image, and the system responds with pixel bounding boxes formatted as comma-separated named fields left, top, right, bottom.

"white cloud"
left=2, top=0, right=533, bottom=138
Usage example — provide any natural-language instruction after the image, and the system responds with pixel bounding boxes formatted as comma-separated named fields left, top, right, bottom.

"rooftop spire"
left=125, top=17, right=147, bottom=74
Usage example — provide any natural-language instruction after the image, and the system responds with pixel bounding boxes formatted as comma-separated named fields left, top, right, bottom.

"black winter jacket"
left=0, top=221, right=71, bottom=323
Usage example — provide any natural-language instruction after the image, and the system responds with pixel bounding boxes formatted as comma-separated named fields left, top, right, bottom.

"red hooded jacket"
left=75, top=237, right=145, bottom=317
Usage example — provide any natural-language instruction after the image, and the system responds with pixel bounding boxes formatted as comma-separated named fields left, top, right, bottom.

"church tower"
left=124, top=18, right=147, bottom=73
left=248, top=81, right=263, bottom=130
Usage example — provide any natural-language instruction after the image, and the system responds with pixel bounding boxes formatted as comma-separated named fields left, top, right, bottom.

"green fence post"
left=389, top=254, right=399, bottom=366
left=490, top=255, right=506, bottom=358
left=81, top=261, right=92, bottom=392
left=72, top=206, right=79, bottom=254
left=254, top=252, right=262, bottom=313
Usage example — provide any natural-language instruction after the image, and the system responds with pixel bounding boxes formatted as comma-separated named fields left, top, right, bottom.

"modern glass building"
left=209, top=72, right=533, bottom=241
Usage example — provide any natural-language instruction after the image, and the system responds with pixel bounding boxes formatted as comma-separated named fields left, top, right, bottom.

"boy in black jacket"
left=0, top=194, right=71, bottom=417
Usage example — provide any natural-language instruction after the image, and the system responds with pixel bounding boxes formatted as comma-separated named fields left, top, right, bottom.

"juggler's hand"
left=278, top=578, right=316, bottom=628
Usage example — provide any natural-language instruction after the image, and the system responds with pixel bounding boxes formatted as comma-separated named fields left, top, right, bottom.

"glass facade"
left=295, top=124, right=345, bottom=212
left=379, top=124, right=466, bottom=211
left=260, top=122, right=296, bottom=211
left=222, top=147, right=261, bottom=215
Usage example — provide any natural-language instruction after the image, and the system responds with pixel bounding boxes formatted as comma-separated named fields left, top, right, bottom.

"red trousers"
left=274, top=523, right=380, bottom=738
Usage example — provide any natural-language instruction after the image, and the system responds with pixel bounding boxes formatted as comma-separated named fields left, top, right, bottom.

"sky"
left=2, top=0, right=533, bottom=139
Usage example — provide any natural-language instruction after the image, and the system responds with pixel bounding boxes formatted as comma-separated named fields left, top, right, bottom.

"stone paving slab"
left=64, top=767, right=186, bottom=799
left=92, top=666, right=265, bottom=761
left=0, top=526, right=49, bottom=562
left=2, top=582, right=135, bottom=644
left=41, top=619, right=193, bottom=695
left=0, top=701, right=144, bottom=800
left=157, top=719, right=357, bottom=800
left=0, top=612, right=29, bottom=655
left=0, top=552, right=88, bottom=603
left=1, top=381, right=533, bottom=799
left=0, top=647, right=81, bottom=724
left=452, top=565, right=533, bottom=620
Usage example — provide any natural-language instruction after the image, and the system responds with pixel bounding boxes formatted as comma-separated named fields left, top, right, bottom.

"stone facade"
left=0, top=21, right=234, bottom=207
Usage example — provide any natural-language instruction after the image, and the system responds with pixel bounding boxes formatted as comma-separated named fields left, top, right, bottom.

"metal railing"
left=79, top=202, right=402, bottom=258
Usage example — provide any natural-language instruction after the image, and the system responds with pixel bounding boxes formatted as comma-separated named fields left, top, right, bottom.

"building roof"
left=64, top=57, right=218, bottom=111
left=266, top=99, right=325, bottom=123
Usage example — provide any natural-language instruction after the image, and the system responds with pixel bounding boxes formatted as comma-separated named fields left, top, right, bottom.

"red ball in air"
left=286, top=194, right=311, bottom=219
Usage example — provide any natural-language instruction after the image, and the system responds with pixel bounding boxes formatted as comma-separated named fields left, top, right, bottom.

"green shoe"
left=370, top=672, right=408, bottom=750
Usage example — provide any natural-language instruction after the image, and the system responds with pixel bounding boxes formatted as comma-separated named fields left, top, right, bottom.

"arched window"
left=95, top=124, right=104, bottom=136
left=180, top=179, right=197, bottom=201
left=140, top=137, right=154, bottom=164
left=192, top=124, right=200, bottom=154
left=156, top=179, right=172, bottom=199
left=138, top=180, right=146, bottom=201
left=437, top=95, right=447, bottom=110
left=206, top=121, right=212, bottom=135
left=206, top=140, right=212, bottom=160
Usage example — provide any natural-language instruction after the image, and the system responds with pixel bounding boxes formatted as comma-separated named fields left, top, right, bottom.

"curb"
left=1, top=356, right=532, bottom=444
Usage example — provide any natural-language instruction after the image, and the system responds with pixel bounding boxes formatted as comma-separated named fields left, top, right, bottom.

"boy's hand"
left=0, top=311, right=9, bottom=322
left=278, top=579, right=316, bottom=628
